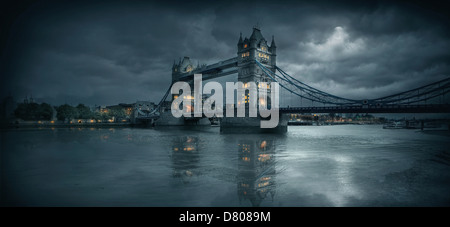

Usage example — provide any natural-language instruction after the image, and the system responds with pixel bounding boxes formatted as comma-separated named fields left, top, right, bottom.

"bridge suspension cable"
left=255, top=60, right=450, bottom=106
left=137, top=81, right=174, bottom=118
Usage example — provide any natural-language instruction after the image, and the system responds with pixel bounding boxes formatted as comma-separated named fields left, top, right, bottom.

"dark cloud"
left=1, top=0, right=449, bottom=105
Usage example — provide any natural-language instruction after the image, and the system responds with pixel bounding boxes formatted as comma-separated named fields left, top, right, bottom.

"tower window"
left=244, top=44, right=248, bottom=48
left=186, top=65, right=193, bottom=72
left=259, top=52, right=269, bottom=60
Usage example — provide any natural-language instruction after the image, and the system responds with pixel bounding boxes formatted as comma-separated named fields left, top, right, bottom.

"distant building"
left=95, top=105, right=108, bottom=113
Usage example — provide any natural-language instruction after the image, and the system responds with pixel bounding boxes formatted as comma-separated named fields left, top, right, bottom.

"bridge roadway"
left=280, top=104, right=450, bottom=114
left=137, top=104, right=450, bottom=121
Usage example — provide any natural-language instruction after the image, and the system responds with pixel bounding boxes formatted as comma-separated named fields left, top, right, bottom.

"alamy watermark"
left=170, top=74, right=280, bottom=128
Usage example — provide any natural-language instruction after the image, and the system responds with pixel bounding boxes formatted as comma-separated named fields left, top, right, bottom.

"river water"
left=1, top=125, right=450, bottom=206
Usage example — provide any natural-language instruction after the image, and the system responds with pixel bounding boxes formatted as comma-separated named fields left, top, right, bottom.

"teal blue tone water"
left=2, top=125, right=449, bottom=206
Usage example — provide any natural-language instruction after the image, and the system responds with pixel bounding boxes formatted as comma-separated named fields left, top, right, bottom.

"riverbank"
left=1, top=122, right=134, bottom=129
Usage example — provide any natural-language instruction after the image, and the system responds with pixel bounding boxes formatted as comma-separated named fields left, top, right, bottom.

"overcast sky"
left=1, top=0, right=449, bottom=106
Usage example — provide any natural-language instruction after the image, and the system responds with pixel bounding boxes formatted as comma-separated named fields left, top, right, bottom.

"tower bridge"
left=136, top=27, right=450, bottom=132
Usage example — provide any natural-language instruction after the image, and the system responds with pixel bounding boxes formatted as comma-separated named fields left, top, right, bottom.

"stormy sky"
left=1, top=0, right=449, bottom=106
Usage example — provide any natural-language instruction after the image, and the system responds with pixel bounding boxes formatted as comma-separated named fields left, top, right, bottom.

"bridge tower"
left=221, top=26, right=287, bottom=133
left=171, top=56, right=197, bottom=101
left=237, top=26, right=277, bottom=109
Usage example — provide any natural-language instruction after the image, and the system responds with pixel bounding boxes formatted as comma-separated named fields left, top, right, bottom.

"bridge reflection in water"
left=169, top=136, right=200, bottom=183
left=167, top=132, right=280, bottom=206
left=4, top=127, right=450, bottom=206
left=237, top=139, right=276, bottom=207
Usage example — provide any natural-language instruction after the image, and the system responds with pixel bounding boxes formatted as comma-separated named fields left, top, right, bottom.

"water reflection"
left=237, top=138, right=277, bottom=207
left=4, top=125, right=450, bottom=206
left=169, top=136, right=200, bottom=183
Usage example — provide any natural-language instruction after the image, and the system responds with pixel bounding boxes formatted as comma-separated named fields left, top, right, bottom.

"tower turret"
left=249, top=27, right=259, bottom=49
left=269, top=36, right=277, bottom=67
left=172, top=60, right=177, bottom=73
left=269, top=35, right=276, bottom=54
left=237, top=32, right=243, bottom=52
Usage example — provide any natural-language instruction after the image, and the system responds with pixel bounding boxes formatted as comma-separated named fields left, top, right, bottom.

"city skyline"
left=1, top=0, right=450, bottom=106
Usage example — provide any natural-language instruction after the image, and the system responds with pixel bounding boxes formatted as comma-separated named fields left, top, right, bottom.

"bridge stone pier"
left=155, top=27, right=288, bottom=132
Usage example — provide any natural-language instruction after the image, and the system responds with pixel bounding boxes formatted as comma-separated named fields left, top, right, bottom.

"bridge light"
left=259, top=98, right=266, bottom=106
left=260, top=140, right=267, bottom=149
left=185, top=105, right=193, bottom=113
left=258, top=154, right=271, bottom=162
left=185, top=146, right=195, bottom=151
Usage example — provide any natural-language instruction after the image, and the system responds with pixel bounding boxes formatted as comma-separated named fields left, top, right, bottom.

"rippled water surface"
left=2, top=125, right=450, bottom=206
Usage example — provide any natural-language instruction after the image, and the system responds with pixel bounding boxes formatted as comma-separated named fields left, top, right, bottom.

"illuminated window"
left=258, top=154, right=271, bottom=162
left=244, top=44, right=248, bottom=48
left=258, top=52, right=270, bottom=60
left=244, top=95, right=249, bottom=103
left=186, top=65, right=193, bottom=72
